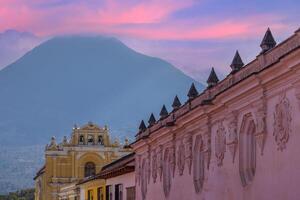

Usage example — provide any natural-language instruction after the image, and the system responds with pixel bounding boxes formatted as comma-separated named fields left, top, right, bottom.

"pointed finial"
left=159, top=105, right=168, bottom=119
left=62, top=136, right=68, bottom=144
left=207, top=67, right=219, bottom=88
left=187, top=83, right=198, bottom=100
left=148, top=113, right=156, bottom=127
left=260, top=28, right=276, bottom=53
left=73, top=124, right=78, bottom=129
left=230, top=50, right=244, bottom=73
left=50, top=136, right=56, bottom=146
left=172, top=95, right=182, bottom=110
left=139, top=120, right=146, bottom=132
left=124, top=137, right=129, bottom=146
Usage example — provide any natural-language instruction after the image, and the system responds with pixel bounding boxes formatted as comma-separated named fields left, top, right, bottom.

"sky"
left=0, top=0, right=299, bottom=82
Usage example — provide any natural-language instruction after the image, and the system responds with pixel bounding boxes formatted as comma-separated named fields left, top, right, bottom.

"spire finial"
left=207, top=67, right=219, bottom=88
left=139, top=120, right=146, bottom=132
left=148, top=113, right=156, bottom=127
left=230, top=50, right=244, bottom=73
left=187, top=83, right=198, bottom=100
left=159, top=105, right=168, bottom=119
left=260, top=28, right=276, bottom=53
left=172, top=95, right=182, bottom=110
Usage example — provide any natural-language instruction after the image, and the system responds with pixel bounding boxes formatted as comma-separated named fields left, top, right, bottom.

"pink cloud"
left=0, top=0, right=289, bottom=41
left=95, top=0, right=194, bottom=24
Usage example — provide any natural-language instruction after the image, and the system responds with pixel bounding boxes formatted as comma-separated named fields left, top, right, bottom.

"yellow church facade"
left=34, top=122, right=132, bottom=200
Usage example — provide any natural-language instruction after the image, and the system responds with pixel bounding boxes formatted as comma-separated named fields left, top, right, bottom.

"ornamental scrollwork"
left=177, top=140, right=185, bottom=176
left=147, top=151, right=151, bottom=184
left=163, top=148, right=172, bottom=198
left=215, top=122, right=226, bottom=166
left=158, top=145, right=163, bottom=181
left=193, top=134, right=205, bottom=193
left=226, top=111, right=238, bottom=163
left=185, top=134, right=193, bottom=174
left=141, top=158, right=148, bottom=200
left=170, top=143, right=176, bottom=177
left=254, top=103, right=267, bottom=155
left=152, top=150, right=157, bottom=183
left=273, top=94, right=292, bottom=151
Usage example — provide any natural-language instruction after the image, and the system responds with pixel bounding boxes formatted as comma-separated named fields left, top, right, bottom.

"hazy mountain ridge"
left=0, top=30, right=43, bottom=70
left=0, top=35, right=204, bottom=193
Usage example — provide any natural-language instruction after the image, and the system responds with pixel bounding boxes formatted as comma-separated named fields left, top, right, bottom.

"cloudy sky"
left=0, top=0, right=299, bottom=82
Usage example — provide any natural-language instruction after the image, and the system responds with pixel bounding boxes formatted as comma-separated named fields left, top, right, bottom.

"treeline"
left=0, top=188, right=34, bottom=200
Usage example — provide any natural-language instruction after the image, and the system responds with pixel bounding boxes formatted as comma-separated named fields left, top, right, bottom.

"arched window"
left=85, top=162, right=96, bottom=177
left=239, top=113, right=256, bottom=187
left=87, top=135, right=94, bottom=145
left=98, top=135, right=104, bottom=145
left=79, top=135, right=85, bottom=144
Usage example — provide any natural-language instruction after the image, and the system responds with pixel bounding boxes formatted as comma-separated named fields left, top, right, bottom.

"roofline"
left=101, top=152, right=135, bottom=171
left=134, top=27, right=300, bottom=142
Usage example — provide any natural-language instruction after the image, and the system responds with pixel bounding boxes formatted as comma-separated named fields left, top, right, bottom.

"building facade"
left=78, top=152, right=135, bottom=200
left=133, top=28, right=300, bottom=200
left=34, top=122, right=132, bottom=200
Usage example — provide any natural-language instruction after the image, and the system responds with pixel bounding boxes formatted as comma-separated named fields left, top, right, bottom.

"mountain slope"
left=0, top=35, right=203, bottom=146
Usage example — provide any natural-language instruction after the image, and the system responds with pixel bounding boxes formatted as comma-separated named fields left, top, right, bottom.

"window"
left=85, top=162, right=96, bottom=177
left=115, top=184, right=123, bottom=200
left=88, top=190, right=94, bottom=200
left=126, top=187, right=135, bottom=200
left=79, top=135, right=84, bottom=144
left=106, top=185, right=113, bottom=200
left=239, top=114, right=256, bottom=187
left=98, top=135, right=104, bottom=145
left=97, top=187, right=104, bottom=200
left=88, top=135, right=94, bottom=145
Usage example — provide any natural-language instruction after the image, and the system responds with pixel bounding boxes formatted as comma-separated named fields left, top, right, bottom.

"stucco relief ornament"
left=152, top=150, right=158, bottom=183
left=203, top=132, right=211, bottom=170
left=47, top=136, right=58, bottom=151
left=193, top=135, right=205, bottom=194
left=294, top=82, right=300, bottom=110
left=226, top=111, right=238, bottom=163
left=135, top=158, right=139, bottom=184
left=163, top=148, right=172, bottom=198
left=185, top=134, right=193, bottom=174
left=141, top=159, right=148, bottom=200
left=177, top=140, right=185, bottom=176
left=215, top=122, right=226, bottom=166
left=136, top=155, right=142, bottom=186
left=273, top=94, right=292, bottom=151
left=147, top=151, right=151, bottom=184
left=254, top=104, right=267, bottom=155
left=158, top=145, right=163, bottom=181
left=170, top=143, right=176, bottom=177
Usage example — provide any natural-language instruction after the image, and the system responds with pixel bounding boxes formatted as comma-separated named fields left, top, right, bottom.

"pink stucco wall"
left=133, top=30, right=300, bottom=200
left=106, top=172, right=135, bottom=200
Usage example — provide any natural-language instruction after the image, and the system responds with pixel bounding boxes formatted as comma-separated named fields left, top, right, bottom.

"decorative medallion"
left=177, top=141, right=185, bottom=176
left=273, top=94, right=292, bottom=151
left=215, top=122, right=226, bottom=166
left=193, top=135, right=205, bottom=194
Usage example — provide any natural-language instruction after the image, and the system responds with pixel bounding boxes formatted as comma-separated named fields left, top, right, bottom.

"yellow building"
left=77, top=152, right=135, bottom=200
left=34, top=122, right=132, bottom=200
